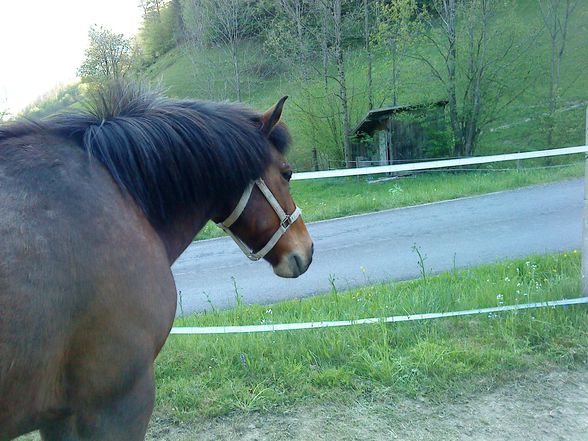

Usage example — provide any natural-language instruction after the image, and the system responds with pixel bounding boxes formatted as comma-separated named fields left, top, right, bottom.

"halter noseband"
left=217, top=179, right=302, bottom=261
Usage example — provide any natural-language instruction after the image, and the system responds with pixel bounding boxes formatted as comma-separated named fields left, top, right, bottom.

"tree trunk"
left=540, top=0, right=578, bottom=146
left=333, top=0, right=352, bottom=167
left=316, top=0, right=342, bottom=159
left=172, top=0, right=187, bottom=44
left=463, top=7, right=480, bottom=157
left=320, top=0, right=330, bottom=91
left=391, top=46, right=398, bottom=106
left=364, top=0, right=373, bottom=110
left=231, top=42, right=241, bottom=101
left=443, top=0, right=463, bottom=156
left=185, top=0, right=205, bottom=47
left=547, top=8, right=558, bottom=145
left=464, top=81, right=481, bottom=156
left=295, top=1, right=309, bottom=81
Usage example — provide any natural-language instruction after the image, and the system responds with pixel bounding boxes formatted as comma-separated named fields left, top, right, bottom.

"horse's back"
left=0, top=136, right=176, bottom=437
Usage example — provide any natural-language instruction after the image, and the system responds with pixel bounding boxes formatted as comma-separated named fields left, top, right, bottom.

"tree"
left=203, top=0, right=256, bottom=101
left=416, top=0, right=529, bottom=157
left=78, top=26, right=134, bottom=84
left=140, top=0, right=164, bottom=16
left=171, top=0, right=188, bottom=44
left=20, top=83, right=82, bottom=119
left=178, top=0, right=221, bottom=99
left=264, top=0, right=364, bottom=167
left=139, top=0, right=184, bottom=61
left=316, top=0, right=348, bottom=163
left=0, top=90, right=9, bottom=122
left=180, top=0, right=206, bottom=47
left=538, top=0, right=579, bottom=145
left=178, top=0, right=258, bottom=101
left=373, top=0, right=423, bottom=107
left=269, top=0, right=312, bottom=81
left=264, top=0, right=324, bottom=168
left=364, top=0, right=373, bottom=110
left=331, top=0, right=353, bottom=166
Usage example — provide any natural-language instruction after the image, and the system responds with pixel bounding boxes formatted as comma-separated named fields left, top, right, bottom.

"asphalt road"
left=172, top=178, right=583, bottom=315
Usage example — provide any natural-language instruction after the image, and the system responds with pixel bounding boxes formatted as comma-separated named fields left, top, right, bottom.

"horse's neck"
left=158, top=209, right=211, bottom=264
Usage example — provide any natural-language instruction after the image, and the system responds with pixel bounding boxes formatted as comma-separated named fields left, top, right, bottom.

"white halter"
left=217, top=178, right=302, bottom=261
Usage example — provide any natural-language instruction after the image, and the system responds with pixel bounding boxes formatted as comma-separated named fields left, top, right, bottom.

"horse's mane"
left=0, top=83, right=291, bottom=227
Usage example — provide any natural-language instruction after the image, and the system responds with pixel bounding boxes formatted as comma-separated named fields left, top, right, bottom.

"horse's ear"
left=260, top=96, right=288, bottom=136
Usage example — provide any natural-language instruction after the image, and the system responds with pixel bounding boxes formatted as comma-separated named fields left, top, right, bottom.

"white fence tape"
left=170, top=296, right=588, bottom=335
left=291, top=145, right=588, bottom=181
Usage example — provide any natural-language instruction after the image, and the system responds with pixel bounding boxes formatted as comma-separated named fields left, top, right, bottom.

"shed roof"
left=354, top=100, right=448, bottom=135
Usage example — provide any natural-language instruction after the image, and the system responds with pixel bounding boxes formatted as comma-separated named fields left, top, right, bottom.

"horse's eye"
left=282, top=170, right=293, bottom=181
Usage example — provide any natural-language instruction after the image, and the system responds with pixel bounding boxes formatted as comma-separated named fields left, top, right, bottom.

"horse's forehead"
left=269, top=146, right=286, bottom=163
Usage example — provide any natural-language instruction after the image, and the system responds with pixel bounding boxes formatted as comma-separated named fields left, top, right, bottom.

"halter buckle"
left=280, top=216, right=293, bottom=230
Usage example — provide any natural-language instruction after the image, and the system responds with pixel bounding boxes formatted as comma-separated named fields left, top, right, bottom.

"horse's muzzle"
left=272, top=243, right=314, bottom=278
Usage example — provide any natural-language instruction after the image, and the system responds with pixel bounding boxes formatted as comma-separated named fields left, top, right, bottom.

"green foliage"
left=139, top=1, right=179, bottom=62
left=78, top=26, right=135, bottom=85
left=179, top=0, right=273, bottom=49
left=158, top=252, right=588, bottom=419
left=424, top=125, right=453, bottom=157
left=0, top=94, right=8, bottom=122
left=263, top=14, right=308, bottom=70
left=373, top=0, right=423, bottom=51
left=148, top=0, right=588, bottom=168
left=391, top=108, right=453, bottom=158
left=373, top=0, right=425, bottom=105
left=20, top=83, right=82, bottom=119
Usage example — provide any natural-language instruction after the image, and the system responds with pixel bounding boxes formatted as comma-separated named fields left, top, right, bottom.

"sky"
left=0, top=0, right=143, bottom=114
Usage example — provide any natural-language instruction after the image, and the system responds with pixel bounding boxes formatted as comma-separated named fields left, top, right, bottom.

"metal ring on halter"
left=217, top=179, right=302, bottom=261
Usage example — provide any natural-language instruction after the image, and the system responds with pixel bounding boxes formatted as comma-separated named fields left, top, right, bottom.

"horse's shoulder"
left=0, top=136, right=175, bottom=336
left=0, top=136, right=170, bottom=267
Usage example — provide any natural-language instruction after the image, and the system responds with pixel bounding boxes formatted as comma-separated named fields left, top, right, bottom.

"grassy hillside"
left=147, top=1, right=588, bottom=170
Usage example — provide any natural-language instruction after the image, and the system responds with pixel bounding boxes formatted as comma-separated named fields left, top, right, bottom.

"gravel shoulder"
left=146, top=367, right=588, bottom=441
left=16, top=365, right=587, bottom=440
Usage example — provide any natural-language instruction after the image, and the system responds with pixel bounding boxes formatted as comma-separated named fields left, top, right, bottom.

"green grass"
left=196, top=160, right=584, bottom=240
left=156, top=251, right=588, bottom=421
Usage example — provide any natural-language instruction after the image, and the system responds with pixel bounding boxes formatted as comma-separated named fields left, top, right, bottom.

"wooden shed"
left=352, top=100, right=449, bottom=166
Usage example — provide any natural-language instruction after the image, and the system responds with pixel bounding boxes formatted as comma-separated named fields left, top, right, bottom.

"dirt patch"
left=17, top=368, right=588, bottom=440
left=146, top=369, right=588, bottom=441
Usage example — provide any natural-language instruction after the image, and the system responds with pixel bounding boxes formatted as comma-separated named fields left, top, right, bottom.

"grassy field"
left=196, top=160, right=584, bottom=240
left=156, top=251, right=588, bottom=421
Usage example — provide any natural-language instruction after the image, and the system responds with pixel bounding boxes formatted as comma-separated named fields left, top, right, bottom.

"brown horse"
left=0, top=84, right=313, bottom=440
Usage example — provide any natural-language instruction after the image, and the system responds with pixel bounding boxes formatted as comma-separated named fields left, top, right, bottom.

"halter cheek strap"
left=216, top=179, right=302, bottom=261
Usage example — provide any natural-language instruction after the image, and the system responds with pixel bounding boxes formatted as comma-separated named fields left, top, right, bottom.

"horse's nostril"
left=311, top=242, right=315, bottom=256
left=292, top=253, right=304, bottom=273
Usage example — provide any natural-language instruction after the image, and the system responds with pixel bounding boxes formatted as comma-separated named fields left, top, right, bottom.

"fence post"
left=583, top=106, right=588, bottom=295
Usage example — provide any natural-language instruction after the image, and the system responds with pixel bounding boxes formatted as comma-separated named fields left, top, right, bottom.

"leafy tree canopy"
left=78, top=26, right=134, bottom=84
